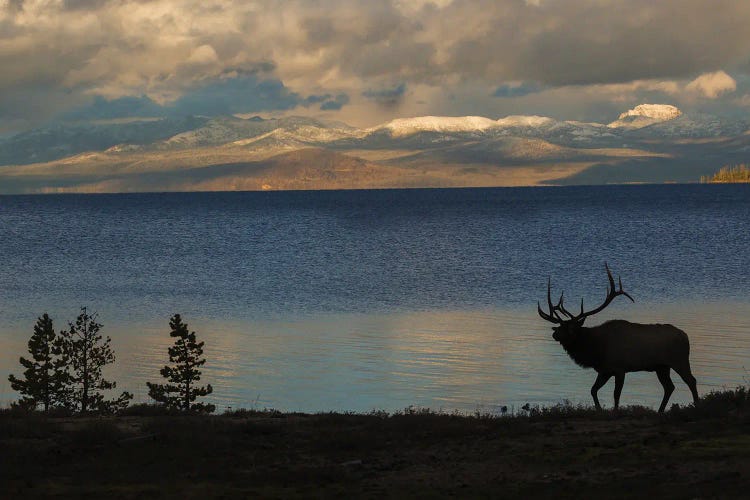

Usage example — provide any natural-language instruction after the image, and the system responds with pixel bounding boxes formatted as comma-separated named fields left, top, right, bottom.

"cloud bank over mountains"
left=2, top=1, right=750, bottom=132
left=63, top=73, right=351, bottom=120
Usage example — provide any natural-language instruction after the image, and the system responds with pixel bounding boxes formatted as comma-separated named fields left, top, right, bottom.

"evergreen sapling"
left=147, top=314, right=215, bottom=413
left=58, top=307, right=132, bottom=413
left=8, top=314, right=69, bottom=412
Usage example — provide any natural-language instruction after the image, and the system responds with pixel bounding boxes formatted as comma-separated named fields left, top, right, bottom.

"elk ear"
left=576, top=317, right=586, bottom=327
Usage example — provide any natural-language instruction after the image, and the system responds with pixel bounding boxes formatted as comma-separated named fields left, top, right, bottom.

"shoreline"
left=1, top=181, right=738, bottom=197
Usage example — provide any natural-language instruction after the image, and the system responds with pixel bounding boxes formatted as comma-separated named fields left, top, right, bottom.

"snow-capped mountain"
left=608, top=104, right=682, bottom=129
left=359, top=114, right=626, bottom=149
left=160, top=116, right=354, bottom=149
left=2, top=104, right=749, bottom=193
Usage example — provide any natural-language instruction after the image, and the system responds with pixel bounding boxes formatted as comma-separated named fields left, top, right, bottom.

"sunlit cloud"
left=685, top=71, right=737, bottom=99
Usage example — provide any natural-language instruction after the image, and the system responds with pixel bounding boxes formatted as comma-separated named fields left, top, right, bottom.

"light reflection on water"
left=1, top=186, right=749, bottom=412
left=4, top=301, right=738, bottom=413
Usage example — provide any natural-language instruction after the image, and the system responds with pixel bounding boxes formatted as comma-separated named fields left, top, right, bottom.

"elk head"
left=538, top=263, right=634, bottom=343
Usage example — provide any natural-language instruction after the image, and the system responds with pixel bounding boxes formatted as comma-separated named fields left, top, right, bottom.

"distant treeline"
left=700, top=164, right=750, bottom=183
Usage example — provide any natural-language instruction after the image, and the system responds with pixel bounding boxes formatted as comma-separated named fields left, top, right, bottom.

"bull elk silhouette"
left=538, top=264, right=699, bottom=412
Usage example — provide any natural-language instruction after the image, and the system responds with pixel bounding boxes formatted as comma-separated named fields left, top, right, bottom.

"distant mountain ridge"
left=1, top=104, right=746, bottom=166
left=1, top=104, right=749, bottom=193
left=0, top=116, right=209, bottom=166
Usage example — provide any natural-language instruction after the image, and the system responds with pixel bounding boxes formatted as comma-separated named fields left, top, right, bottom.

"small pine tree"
left=147, top=314, right=215, bottom=413
left=58, top=307, right=132, bottom=413
left=8, top=314, right=69, bottom=412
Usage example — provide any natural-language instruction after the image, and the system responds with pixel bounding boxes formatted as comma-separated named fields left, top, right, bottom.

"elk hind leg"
left=656, top=366, right=675, bottom=413
left=673, top=363, right=699, bottom=404
left=591, top=373, right=612, bottom=410
left=613, top=373, right=625, bottom=410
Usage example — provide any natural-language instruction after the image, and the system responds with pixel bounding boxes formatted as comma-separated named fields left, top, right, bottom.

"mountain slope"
left=1, top=104, right=748, bottom=192
left=626, top=113, right=750, bottom=138
left=157, top=116, right=355, bottom=150
left=0, top=116, right=209, bottom=166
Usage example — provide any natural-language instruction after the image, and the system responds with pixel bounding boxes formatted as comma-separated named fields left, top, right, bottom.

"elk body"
left=538, top=265, right=699, bottom=412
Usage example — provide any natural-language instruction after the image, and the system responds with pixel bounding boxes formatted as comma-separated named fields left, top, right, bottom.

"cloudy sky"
left=2, top=0, right=750, bottom=132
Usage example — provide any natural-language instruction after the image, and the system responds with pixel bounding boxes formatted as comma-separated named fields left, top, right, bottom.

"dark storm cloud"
left=63, top=95, right=165, bottom=120
left=264, top=0, right=750, bottom=120
left=4, top=0, right=750, bottom=130
left=363, top=83, right=407, bottom=106
left=305, top=93, right=350, bottom=111
left=285, top=0, right=750, bottom=89
left=62, top=76, right=351, bottom=120
left=168, top=75, right=351, bottom=115
left=0, top=84, right=91, bottom=133
left=493, top=82, right=544, bottom=98
left=296, top=1, right=436, bottom=82
left=62, top=0, right=112, bottom=10
left=436, top=0, right=750, bottom=86
left=319, top=96, right=348, bottom=111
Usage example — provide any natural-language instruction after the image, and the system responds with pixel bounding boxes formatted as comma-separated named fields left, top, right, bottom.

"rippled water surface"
left=1, top=185, right=749, bottom=411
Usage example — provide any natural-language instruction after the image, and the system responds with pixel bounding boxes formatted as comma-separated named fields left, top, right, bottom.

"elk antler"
left=538, top=263, right=634, bottom=325
left=573, top=262, right=634, bottom=322
left=537, top=277, right=568, bottom=324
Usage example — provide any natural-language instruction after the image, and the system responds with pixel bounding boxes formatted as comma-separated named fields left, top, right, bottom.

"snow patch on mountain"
left=281, top=125, right=358, bottom=142
left=608, top=104, right=682, bottom=129
left=373, top=115, right=561, bottom=138
left=495, top=115, right=555, bottom=128
left=231, top=129, right=310, bottom=152
left=376, top=116, right=499, bottom=136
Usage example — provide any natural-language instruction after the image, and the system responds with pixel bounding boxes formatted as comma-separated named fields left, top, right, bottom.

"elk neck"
left=558, top=326, right=601, bottom=370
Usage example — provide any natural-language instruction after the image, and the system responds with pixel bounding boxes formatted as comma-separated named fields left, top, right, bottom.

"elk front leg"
left=591, top=373, right=611, bottom=410
left=613, top=373, right=625, bottom=410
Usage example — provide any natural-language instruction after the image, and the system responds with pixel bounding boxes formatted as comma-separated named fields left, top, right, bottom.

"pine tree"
left=58, top=307, right=132, bottom=413
left=8, top=314, right=68, bottom=412
left=147, top=314, right=215, bottom=413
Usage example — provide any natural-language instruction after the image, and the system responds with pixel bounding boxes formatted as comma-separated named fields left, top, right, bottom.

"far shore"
left=1, top=179, right=737, bottom=197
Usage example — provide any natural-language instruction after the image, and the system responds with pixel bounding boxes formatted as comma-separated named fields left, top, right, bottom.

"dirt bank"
left=2, top=396, right=749, bottom=498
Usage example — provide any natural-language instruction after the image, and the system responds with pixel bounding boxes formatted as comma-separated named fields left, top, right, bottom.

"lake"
left=0, top=185, right=749, bottom=412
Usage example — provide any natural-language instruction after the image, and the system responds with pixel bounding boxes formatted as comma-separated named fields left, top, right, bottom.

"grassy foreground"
left=2, top=388, right=749, bottom=498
